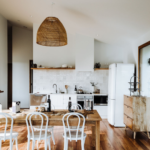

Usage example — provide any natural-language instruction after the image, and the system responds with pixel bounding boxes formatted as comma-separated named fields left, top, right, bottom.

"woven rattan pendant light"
left=36, top=3, right=67, bottom=46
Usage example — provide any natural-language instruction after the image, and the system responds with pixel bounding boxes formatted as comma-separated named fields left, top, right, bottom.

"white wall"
left=75, top=34, right=94, bottom=71
left=34, top=23, right=136, bottom=69
left=0, top=15, right=7, bottom=109
left=33, top=23, right=136, bottom=96
left=12, top=26, right=33, bottom=108
left=33, top=23, right=75, bottom=68
left=33, top=70, right=108, bottom=94
left=94, top=40, right=135, bottom=66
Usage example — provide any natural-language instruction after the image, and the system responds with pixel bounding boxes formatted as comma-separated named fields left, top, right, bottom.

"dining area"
left=0, top=107, right=102, bottom=150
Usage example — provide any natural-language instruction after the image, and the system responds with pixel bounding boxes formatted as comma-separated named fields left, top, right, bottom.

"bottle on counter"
left=47, top=95, right=51, bottom=112
left=68, top=97, right=72, bottom=112
left=74, top=85, right=77, bottom=94
left=75, top=85, right=77, bottom=91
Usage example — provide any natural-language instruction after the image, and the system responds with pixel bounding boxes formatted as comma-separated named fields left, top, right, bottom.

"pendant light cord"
left=51, top=2, right=55, bottom=16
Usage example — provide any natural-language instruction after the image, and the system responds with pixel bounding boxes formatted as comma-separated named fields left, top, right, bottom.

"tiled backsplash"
left=33, top=70, right=108, bottom=94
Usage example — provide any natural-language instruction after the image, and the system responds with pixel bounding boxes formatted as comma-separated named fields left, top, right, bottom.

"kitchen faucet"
left=53, top=84, right=57, bottom=93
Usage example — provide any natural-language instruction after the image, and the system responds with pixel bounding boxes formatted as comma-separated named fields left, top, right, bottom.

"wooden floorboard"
left=1, top=120, right=150, bottom=150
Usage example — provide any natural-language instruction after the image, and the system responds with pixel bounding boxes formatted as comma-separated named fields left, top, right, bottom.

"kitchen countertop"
left=31, top=93, right=108, bottom=96
left=49, top=93, right=108, bottom=96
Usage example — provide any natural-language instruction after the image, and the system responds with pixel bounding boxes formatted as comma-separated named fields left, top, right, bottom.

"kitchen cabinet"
left=29, top=94, right=77, bottom=110
left=51, top=94, right=77, bottom=109
left=124, top=95, right=150, bottom=139
left=75, top=34, right=94, bottom=71
left=51, top=95, right=64, bottom=109
left=94, top=106, right=107, bottom=119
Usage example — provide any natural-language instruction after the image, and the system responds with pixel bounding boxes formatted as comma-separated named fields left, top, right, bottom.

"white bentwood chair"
left=33, top=104, right=55, bottom=145
left=0, top=112, right=18, bottom=150
left=62, top=113, right=87, bottom=150
left=66, top=104, right=83, bottom=131
left=66, top=104, right=82, bottom=110
left=26, top=112, right=51, bottom=150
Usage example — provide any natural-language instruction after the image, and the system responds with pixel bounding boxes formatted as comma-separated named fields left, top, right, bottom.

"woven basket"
left=37, top=17, right=67, bottom=46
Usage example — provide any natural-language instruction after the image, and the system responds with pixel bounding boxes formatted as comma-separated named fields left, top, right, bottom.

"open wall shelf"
left=31, top=68, right=109, bottom=71
left=94, top=68, right=109, bottom=70
left=31, top=68, right=75, bottom=70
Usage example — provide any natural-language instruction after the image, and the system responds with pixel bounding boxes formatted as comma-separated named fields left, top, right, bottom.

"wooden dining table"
left=0, top=109, right=102, bottom=150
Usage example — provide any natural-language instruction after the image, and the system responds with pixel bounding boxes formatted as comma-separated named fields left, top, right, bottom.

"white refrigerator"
left=107, top=63, right=134, bottom=127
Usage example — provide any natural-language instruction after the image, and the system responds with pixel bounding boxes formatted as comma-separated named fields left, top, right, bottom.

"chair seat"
left=28, top=131, right=51, bottom=140
left=65, top=126, right=83, bottom=132
left=33, top=126, right=54, bottom=131
left=63, top=131, right=86, bottom=140
left=0, top=131, right=18, bottom=140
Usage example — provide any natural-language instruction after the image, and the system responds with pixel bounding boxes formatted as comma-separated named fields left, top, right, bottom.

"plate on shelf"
left=62, top=64, right=68, bottom=68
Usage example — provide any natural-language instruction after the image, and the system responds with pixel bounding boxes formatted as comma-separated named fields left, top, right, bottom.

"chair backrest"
left=62, top=113, right=85, bottom=142
left=26, top=112, right=49, bottom=141
left=0, top=112, right=13, bottom=141
left=66, top=103, right=82, bottom=110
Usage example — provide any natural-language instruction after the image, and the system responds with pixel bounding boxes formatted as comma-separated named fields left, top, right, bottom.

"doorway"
left=138, top=41, right=150, bottom=97
left=29, top=60, right=33, bottom=93
left=7, top=26, right=12, bottom=108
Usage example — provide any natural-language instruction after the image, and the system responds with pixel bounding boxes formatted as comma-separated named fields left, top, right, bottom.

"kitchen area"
left=30, top=26, right=134, bottom=124
left=1, top=15, right=147, bottom=150
left=29, top=27, right=110, bottom=119
left=1, top=1, right=150, bottom=149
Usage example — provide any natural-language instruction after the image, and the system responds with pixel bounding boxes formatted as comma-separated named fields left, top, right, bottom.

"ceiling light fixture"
left=36, top=2, right=67, bottom=46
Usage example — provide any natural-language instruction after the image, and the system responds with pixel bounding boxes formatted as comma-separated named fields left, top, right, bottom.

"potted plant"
left=90, top=82, right=98, bottom=93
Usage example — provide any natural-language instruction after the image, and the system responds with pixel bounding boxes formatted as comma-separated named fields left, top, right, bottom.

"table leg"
left=92, top=126, right=96, bottom=147
left=147, top=132, right=150, bottom=139
left=134, top=132, right=136, bottom=139
left=96, top=121, right=100, bottom=150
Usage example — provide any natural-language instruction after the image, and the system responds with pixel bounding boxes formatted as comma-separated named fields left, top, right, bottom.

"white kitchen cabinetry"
left=51, top=95, right=64, bottom=109
left=75, top=34, right=94, bottom=71
left=94, top=106, right=108, bottom=119
left=51, top=94, right=77, bottom=109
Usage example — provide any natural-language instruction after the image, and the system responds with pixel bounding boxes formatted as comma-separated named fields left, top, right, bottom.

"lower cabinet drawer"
left=94, top=106, right=108, bottom=119
left=124, top=95, right=133, bottom=108
left=124, top=105, right=133, bottom=119
left=124, top=114, right=133, bottom=130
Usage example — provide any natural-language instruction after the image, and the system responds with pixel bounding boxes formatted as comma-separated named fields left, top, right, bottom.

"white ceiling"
left=0, top=0, right=150, bottom=45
